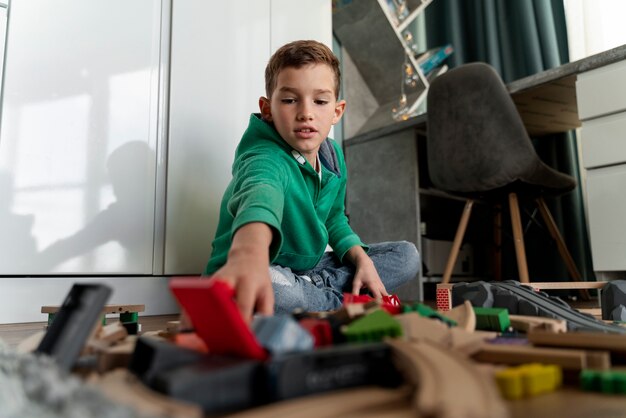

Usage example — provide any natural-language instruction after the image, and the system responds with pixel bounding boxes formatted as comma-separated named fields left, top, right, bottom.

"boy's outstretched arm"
left=212, top=222, right=275, bottom=322
left=345, top=245, right=389, bottom=299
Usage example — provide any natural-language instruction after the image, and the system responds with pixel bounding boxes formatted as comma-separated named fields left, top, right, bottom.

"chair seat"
left=440, top=159, right=576, bottom=201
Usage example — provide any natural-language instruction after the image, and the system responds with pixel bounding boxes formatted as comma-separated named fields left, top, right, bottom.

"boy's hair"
left=265, top=40, right=341, bottom=100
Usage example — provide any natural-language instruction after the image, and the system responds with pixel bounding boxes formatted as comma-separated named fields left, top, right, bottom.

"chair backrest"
left=426, top=62, right=541, bottom=194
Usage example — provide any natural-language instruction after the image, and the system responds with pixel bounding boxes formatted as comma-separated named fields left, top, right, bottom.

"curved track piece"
left=387, top=339, right=509, bottom=418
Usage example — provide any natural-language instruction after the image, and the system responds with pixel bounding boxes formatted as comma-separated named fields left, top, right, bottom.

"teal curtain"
left=425, top=0, right=595, bottom=282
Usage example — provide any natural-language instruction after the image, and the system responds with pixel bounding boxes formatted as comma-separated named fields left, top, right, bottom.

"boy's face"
left=259, top=64, right=345, bottom=167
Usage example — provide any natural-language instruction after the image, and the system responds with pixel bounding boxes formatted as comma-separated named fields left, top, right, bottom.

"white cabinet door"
left=0, top=0, right=162, bottom=274
left=165, top=0, right=333, bottom=274
left=164, top=0, right=271, bottom=274
left=586, top=164, right=626, bottom=271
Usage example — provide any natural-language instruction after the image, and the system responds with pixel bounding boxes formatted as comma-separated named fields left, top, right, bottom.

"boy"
left=205, top=40, right=419, bottom=321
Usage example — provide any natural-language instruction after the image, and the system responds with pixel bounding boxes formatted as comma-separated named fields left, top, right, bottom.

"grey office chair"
left=427, top=62, right=582, bottom=285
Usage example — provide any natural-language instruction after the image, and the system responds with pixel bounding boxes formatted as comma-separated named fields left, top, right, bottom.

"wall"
left=0, top=0, right=332, bottom=323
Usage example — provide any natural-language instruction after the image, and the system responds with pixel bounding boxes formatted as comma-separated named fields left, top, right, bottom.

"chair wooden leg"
left=493, top=204, right=502, bottom=281
left=442, top=199, right=474, bottom=284
left=536, top=197, right=590, bottom=300
left=509, top=193, right=530, bottom=283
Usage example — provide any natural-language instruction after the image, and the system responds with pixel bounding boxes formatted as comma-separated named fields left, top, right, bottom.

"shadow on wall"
left=37, top=140, right=156, bottom=272
left=0, top=141, right=157, bottom=274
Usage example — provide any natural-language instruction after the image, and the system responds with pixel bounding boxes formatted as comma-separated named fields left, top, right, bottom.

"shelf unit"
left=377, top=0, right=433, bottom=116
left=333, top=0, right=434, bottom=132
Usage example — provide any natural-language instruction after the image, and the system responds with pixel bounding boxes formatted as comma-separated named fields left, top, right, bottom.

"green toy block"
left=614, top=373, right=626, bottom=394
left=580, top=370, right=626, bottom=394
left=580, top=370, right=599, bottom=391
left=473, top=307, right=510, bottom=332
left=601, top=371, right=616, bottom=394
left=120, top=312, right=139, bottom=323
left=342, top=309, right=403, bottom=343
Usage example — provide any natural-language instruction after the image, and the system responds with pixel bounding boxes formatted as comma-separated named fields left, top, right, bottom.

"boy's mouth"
left=295, top=126, right=317, bottom=133
left=294, top=126, right=317, bottom=139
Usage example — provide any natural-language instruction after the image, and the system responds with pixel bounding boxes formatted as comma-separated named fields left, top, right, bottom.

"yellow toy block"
left=496, top=363, right=562, bottom=400
left=495, top=368, right=524, bottom=400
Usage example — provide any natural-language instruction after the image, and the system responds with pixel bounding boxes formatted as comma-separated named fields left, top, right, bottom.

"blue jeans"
left=269, top=241, right=420, bottom=314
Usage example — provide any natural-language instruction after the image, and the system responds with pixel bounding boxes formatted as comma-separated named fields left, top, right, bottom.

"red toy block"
left=169, top=277, right=268, bottom=361
left=342, top=293, right=402, bottom=315
left=298, top=318, right=333, bottom=347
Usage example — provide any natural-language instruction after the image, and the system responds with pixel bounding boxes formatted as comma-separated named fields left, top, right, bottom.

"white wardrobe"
left=0, top=0, right=332, bottom=322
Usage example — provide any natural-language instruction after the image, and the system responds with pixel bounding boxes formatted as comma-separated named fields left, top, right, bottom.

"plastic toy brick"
left=495, top=363, right=562, bottom=400
left=342, top=293, right=402, bottom=315
left=169, top=277, right=268, bottom=361
left=495, top=368, right=524, bottom=400
left=342, top=309, right=403, bottom=343
left=580, top=369, right=626, bottom=395
left=298, top=318, right=333, bottom=347
left=580, top=369, right=602, bottom=392
left=402, top=302, right=457, bottom=327
left=252, top=315, right=314, bottom=355
left=474, top=307, right=511, bottom=332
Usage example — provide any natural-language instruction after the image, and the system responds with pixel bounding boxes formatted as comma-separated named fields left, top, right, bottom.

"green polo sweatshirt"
left=204, top=114, right=365, bottom=274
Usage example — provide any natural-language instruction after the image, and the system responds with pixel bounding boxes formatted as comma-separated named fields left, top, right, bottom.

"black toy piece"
left=129, top=336, right=266, bottom=413
left=266, top=342, right=402, bottom=400
left=128, top=337, right=207, bottom=385
left=152, top=356, right=266, bottom=414
left=36, top=283, right=112, bottom=371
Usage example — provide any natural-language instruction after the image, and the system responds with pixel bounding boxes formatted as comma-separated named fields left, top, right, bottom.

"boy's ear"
left=332, top=99, right=346, bottom=125
left=259, top=97, right=272, bottom=121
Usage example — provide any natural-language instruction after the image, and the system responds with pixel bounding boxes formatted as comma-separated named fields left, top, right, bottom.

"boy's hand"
left=213, top=222, right=275, bottom=323
left=346, top=245, right=388, bottom=299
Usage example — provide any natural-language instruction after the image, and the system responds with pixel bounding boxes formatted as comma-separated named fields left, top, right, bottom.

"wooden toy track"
left=387, top=338, right=509, bottom=418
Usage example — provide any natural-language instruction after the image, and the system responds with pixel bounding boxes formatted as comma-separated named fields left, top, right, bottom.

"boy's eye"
left=281, top=98, right=296, bottom=104
left=314, top=100, right=329, bottom=105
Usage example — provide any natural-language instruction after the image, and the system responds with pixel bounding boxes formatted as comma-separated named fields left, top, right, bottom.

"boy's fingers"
left=256, top=286, right=275, bottom=316
left=235, top=285, right=256, bottom=324
left=351, top=280, right=363, bottom=295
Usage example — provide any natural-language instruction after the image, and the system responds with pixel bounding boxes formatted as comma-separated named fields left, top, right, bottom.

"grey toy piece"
left=610, top=304, right=626, bottom=322
left=451, top=281, right=494, bottom=308
left=601, top=280, right=626, bottom=320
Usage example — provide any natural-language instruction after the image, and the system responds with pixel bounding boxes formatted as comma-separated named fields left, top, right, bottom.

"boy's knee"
left=397, top=240, right=420, bottom=278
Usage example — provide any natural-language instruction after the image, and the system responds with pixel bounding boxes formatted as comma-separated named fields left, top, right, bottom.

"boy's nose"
left=297, top=105, right=313, bottom=121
